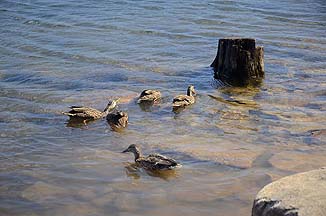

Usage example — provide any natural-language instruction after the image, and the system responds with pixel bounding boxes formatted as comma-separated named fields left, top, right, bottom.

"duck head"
left=187, top=85, right=196, bottom=97
left=104, top=98, right=120, bottom=113
left=122, top=144, right=141, bottom=160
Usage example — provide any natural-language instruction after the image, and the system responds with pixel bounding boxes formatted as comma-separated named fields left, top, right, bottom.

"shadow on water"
left=124, top=163, right=179, bottom=181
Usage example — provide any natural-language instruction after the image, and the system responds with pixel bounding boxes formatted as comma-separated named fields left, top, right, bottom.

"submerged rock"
left=22, top=181, right=67, bottom=202
left=269, top=151, right=326, bottom=172
left=252, top=168, right=326, bottom=216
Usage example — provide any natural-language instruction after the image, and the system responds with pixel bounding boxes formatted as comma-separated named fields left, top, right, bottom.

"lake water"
left=0, top=0, right=325, bottom=215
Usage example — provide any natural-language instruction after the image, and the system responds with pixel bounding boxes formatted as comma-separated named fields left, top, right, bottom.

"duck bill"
left=122, top=149, right=129, bottom=153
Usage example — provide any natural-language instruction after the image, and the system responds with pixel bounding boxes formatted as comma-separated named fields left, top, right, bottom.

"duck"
left=106, top=111, right=128, bottom=130
left=63, top=98, right=120, bottom=119
left=172, top=85, right=196, bottom=110
left=137, top=89, right=161, bottom=104
left=122, top=144, right=181, bottom=170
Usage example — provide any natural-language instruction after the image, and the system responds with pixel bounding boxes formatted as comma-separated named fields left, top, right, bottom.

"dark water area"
left=0, top=0, right=325, bottom=215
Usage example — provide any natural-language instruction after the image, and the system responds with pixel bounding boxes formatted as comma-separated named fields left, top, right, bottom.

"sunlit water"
left=0, top=0, right=325, bottom=215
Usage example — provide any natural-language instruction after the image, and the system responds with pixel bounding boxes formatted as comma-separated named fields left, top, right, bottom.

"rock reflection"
left=124, top=163, right=179, bottom=181
left=208, top=94, right=259, bottom=109
left=219, top=86, right=261, bottom=96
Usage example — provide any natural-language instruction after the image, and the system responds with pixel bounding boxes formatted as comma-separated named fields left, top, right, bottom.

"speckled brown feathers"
left=137, top=153, right=181, bottom=170
left=137, top=89, right=161, bottom=103
left=63, top=106, right=104, bottom=119
left=106, top=111, right=128, bottom=130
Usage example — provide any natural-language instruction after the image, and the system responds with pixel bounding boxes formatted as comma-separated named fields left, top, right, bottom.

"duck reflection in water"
left=65, top=117, right=96, bottom=128
left=124, top=163, right=179, bottom=181
left=138, top=101, right=155, bottom=112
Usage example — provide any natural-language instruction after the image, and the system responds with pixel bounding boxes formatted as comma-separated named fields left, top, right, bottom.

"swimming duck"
left=63, top=98, right=120, bottom=119
left=106, top=111, right=128, bottom=130
left=172, top=85, right=196, bottom=109
left=137, top=89, right=161, bottom=104
left=122, top=144, right=181, bottom=170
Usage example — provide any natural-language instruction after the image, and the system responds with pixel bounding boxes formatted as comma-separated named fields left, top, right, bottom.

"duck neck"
left=103, top=103, right=116, bottom=115
left=133, top=149, right=142, bottom=161
left=187, top=89, right=193, bottom=97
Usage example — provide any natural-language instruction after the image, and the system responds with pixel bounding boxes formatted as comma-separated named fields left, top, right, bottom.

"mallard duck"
left=63, top=98, right=120, bottom=119
left=137, top=89, right=161, bottom=104
left=172, top=85, right=196, bottom=109
left=106, top=111, right=128, bottom=129
left=122, top=144, right=181, bottom=170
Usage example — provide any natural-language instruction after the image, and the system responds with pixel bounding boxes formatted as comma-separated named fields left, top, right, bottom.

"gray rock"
left=252, top=168, right=326, bottom=216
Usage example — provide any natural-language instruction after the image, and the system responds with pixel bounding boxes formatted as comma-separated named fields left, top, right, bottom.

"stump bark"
left=211, top=38, right=264, bottom=86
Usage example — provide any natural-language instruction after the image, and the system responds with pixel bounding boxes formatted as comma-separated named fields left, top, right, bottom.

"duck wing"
left=139, top=90, right=153, bottom=97
left=139, top=154, right=180, bottom=170
left=63, top=106, right=101, bottom=118
left=173, top=95, right=194, bottom=107
left=117, top=115, right=128, bottom=128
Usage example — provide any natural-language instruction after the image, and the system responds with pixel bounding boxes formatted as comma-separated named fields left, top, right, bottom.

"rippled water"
left=1, top=0, right=325, bottom=215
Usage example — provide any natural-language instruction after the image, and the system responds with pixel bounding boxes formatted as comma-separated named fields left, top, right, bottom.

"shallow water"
left=0, top=0, right=325, bottom=215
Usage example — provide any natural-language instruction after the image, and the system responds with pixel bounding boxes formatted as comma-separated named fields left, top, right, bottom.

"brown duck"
left=137, top=89, right=161, bottom=104
left=106, top=111, right=128, bottom=130
left=63, top=98, right=120, bottom=119
left=122, top=144, right=181, bottom=170
left=172, top=85, right=196, bottom=109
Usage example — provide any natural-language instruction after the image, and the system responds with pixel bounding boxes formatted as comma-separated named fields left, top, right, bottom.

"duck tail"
left=172, top=101, right=185, bottom=108
left=175, top=163, right=182, bottom=168
left=62, top=112, right=74, bottom=116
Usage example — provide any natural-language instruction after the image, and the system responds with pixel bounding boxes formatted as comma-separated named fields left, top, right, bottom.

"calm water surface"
left=1, top=0, right=325, bottom=215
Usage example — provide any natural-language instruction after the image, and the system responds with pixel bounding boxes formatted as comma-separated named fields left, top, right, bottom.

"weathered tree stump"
left=211, top=38, right=264, bottom=86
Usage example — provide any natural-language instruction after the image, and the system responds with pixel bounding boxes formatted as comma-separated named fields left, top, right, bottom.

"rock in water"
left=252, top=168, right=326, bottom=216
